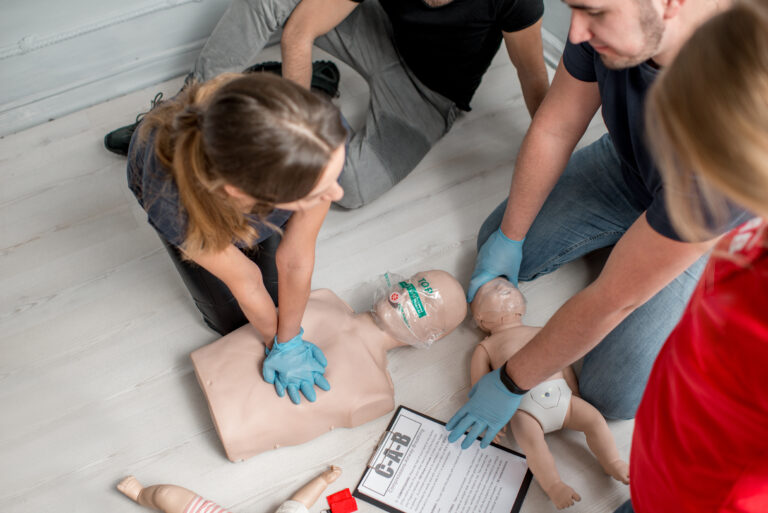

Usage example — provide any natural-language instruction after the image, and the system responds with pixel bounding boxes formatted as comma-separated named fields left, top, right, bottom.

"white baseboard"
left=0, top=1, right=568, bottom=138
left=0, top=42, right=203, bottom=137
left=0, top=0, right=230, bottom=137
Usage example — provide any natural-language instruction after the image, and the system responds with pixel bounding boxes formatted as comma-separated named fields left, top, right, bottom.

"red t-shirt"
left=630, top=218, right=768, bottom=512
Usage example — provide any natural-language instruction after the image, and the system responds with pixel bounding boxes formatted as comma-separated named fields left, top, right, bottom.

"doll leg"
left=562, top=396, right=629, bottom=484
left=117, top=477, right=197, bottom=513
left=288, top=466, right=342, bottom=508
left=562, top=366, right=580, bottom=399
left=509, top=413, right=581, bottom=509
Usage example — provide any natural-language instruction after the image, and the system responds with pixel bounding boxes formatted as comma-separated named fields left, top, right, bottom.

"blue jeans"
left=478, top=134, right=707, bottom=419
left=614, top=499, right=635, bottom=513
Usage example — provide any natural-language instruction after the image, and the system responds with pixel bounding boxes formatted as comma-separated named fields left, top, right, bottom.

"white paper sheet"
left=354, top=406, right=532, bottom=513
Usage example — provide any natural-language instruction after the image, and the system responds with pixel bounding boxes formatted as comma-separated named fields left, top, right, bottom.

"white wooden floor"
left=0, top=45, right=632, bottom=513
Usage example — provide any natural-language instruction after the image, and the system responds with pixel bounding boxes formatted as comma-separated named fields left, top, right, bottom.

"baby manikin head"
left=470, top=278, right=527, bottom=333
left=372, top=270, right=467, bottom=347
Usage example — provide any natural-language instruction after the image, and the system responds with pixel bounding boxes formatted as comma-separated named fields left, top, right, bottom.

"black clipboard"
left=353, top=405, right=533, bottom=513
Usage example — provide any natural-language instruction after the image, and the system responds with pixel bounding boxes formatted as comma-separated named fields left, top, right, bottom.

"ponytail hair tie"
left=175, top=105, right=205, bottom=131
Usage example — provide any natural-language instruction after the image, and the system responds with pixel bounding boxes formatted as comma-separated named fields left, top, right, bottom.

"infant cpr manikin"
left=470, top=278, right=629, bottom=509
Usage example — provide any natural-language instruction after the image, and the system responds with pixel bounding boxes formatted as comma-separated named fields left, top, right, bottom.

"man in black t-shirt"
left=450, top=0, right=750, bottom=455
left=188, top=0, right=549, bottom=208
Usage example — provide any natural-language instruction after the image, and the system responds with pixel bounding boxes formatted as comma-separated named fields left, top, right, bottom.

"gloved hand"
left=262, top=328, right=331, bottom=404
left=446, top=368, right=523, bottom=449
left=467, top=228, right=524, bottom=302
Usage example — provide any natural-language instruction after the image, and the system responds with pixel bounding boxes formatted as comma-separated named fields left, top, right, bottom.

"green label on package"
left=399, top=281, right=427, bottom=318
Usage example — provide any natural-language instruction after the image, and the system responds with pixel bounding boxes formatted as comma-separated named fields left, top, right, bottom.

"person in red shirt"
left=618, top=1, right=768, bottom=512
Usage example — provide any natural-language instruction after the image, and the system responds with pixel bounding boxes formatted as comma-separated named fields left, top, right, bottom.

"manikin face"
left=470, top=278, right=526, bottom=333
left=565, top=0, right=666, bottom=69
left=372, top=270, right=467, bottom=347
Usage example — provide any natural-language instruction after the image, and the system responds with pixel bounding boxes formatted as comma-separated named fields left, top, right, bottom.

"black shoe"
left=244, top=60, right=341, bottom=99
left=103, top=92, right=164, bottom=156
left=310, top=60, right=341, bottom=99
left=243, top=60, right=283, bottom=75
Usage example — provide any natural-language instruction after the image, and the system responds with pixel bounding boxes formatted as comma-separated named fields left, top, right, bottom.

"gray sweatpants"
left=192, top=0, right=459, bottom=208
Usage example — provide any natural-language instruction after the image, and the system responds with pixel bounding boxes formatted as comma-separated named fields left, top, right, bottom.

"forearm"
left=499, top=124, right=578, bottom=240
left=505, top=214, right=717, bottom=390
left=499, top=61, right=601, bottom=240
left=281, top=0, right=357, bottom=89
left=231, top=279, right=278, bottom=343
left=504, top=284, right=633, bottom=389
left=275, top=255, right=314, bottom=342
left=517, top=67, right=549, bottom=118
left=503, top=20, right=549, bottom=118
left=189, top=245, right=278, bottom=341
left=281, top=33, right=313, bottom=89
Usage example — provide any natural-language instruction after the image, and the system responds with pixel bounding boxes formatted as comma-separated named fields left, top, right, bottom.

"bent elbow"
left=282, top=16, right=317, bottom=49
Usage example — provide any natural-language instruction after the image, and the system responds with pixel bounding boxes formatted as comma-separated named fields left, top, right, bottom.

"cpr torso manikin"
left=191, top=270, right=467, bottom=462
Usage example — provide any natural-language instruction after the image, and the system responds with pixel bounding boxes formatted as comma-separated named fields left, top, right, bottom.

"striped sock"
left=184, top=496, right=232, bottom=513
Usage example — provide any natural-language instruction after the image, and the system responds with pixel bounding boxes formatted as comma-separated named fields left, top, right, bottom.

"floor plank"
left=0, top=44, right=631, bottom=513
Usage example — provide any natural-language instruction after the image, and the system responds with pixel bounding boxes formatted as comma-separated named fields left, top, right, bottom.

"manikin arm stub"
left=285, top=466, right=343, bottom=509
left=117, top=466, right=342, bottom=513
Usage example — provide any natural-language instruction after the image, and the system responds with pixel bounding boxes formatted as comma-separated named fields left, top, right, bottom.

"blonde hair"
left=646, top=0, right=768, bottom=242
left=137, top=73, right=346, bottom=258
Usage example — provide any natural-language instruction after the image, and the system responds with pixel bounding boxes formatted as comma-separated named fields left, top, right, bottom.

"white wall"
left=0, top=0, right=232, bottom=136
left=0, top=0, right=572, bottom=137
left=542, top=0, right=571, bottom=65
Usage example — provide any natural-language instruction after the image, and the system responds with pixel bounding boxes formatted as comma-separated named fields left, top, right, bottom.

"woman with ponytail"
left=127, top=72, right=347, bottom=405
left=617, top=1, right=768, bottom=511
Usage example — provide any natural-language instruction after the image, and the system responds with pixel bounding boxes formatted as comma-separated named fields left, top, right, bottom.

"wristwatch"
left=499, top=366, right=530, bottom=395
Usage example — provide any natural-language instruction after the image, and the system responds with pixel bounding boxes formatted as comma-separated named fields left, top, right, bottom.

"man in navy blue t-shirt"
left=451, top=0, right=750, bottom=450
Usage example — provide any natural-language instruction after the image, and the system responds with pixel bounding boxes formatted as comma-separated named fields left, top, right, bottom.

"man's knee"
left=335, top=190, right=365, bottom=209
left=579, top=383, right=639, bottom=420
left=476, top=200, right=507, bottom=251
left=241, top=0, right=294, bottom=25
left=337, top=129, right=425, bottom=209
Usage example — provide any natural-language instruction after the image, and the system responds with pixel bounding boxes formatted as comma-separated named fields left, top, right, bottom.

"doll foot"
left=605, top=459, right=630, bottom=484
left=544, top=481, right=581, bottom=509
left=117, top=476, right=144, bottom=502
left=321, top=465, right=343, bottom=484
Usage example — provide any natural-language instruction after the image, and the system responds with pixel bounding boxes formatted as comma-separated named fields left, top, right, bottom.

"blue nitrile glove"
left=445, top=368, right=523, bottom=449
left=467, top=228, right=524, bottom=302
left=262, top=328, right=331, bottom=405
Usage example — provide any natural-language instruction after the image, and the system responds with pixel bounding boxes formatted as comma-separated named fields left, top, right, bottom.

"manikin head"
left=372, top=270, right=467, bottom=348
left=470, top=278, right=527, bottom=333
left=565, top=0, right=676, bottom=69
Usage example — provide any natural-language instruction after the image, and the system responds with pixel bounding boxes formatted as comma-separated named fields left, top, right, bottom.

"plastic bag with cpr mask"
left=371, top=272, right=448, bottom=349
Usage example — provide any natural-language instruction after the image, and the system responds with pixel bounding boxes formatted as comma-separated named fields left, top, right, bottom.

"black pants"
left=160, top=234, right=281, bottom=335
